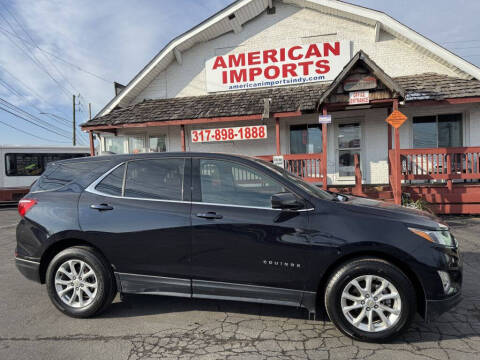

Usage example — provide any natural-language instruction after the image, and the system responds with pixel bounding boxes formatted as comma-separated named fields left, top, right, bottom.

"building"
left=81, top=0, right=480, bottom=214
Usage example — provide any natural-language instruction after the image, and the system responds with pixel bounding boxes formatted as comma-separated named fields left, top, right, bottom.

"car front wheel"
left=46, top=246, right=116, bottom=318
left=324, top=257, right=416, bottom=342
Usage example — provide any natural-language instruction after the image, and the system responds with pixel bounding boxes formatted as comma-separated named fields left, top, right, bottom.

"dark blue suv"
left=15, top=152, right=462, bottom=341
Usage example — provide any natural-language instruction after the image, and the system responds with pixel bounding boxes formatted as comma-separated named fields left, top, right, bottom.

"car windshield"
left=253, top=158, right=336, bottom=201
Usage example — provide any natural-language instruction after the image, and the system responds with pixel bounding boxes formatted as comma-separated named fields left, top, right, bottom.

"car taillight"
left=18, top=198, right=37, bottom=217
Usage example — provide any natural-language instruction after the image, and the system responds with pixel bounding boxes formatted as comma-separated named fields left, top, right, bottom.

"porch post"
left=322, top=107, right=328, bottom=190
left=275, top=117, right=280, bottom=155
left=181, top=125, right=186, bottom=152
left=393, top=99, right=402, bottom=205
left=89, top=131, right=95, bottom=156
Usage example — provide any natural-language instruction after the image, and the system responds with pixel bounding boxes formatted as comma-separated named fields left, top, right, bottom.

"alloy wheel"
left=340, top=274, right=402, bottom=332
left=54, top=259, right=98, bottom=308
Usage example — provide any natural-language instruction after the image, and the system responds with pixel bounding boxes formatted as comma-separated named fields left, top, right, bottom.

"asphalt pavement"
left=0, top=207, right=479, bottom=360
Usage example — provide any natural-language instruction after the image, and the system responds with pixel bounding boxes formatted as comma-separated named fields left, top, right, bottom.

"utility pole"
left=72, top=94, right=76, bottom=146
left=89, top=103, right=92, bottom=120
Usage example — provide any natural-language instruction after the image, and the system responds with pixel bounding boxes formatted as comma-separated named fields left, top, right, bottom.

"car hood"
left=334, top=196, right=442, bottom=230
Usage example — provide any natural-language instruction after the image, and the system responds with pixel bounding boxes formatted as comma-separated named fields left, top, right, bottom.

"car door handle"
left=196, top=212, right=223, bottom=220
left=90, top=203, right=114, bottom=211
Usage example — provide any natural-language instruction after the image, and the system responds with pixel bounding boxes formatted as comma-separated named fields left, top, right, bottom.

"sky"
left=0, top=0, right=479, bottom=147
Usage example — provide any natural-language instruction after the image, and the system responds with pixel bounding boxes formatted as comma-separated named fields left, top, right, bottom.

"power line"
left=0, top=117, right=69, bottom=143
left=0, top=2, right=80, bottom=96
left=0, top=14, right=74, bottom=101
left=0, top=80, right=72, bottom=130
left=0, top=25, right=113, bottom=84
left=0, top=98, right=72, bottom=138
left=442, top=39, right=480, bottom=44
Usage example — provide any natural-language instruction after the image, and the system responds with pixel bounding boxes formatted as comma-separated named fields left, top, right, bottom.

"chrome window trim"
left=85, top=160, right=315, bottom=212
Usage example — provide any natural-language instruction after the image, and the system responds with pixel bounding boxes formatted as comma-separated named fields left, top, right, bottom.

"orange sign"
left=386, top=110, right=407, bottom=129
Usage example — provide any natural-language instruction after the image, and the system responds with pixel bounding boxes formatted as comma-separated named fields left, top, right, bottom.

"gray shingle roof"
left=83, top=73, right=480, bottom=128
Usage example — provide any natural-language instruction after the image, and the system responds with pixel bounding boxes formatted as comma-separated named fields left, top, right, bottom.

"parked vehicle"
left=0, top=146, right=89, bottom=203
left=15, top=152, right=462, bottom=341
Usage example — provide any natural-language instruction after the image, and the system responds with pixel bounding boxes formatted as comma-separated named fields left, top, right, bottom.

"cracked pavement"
left=1, top=208, right=479, bottom=359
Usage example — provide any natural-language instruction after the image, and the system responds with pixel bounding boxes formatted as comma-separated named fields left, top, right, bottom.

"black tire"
left=46, top=246, right=116, bottom=318
left=324, top=257, right=416, bottom=342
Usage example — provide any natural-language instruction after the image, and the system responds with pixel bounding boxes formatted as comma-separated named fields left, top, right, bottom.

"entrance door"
left=336, top=122, right=362, bottom=179
left=190, top=157, right=311, bottom=306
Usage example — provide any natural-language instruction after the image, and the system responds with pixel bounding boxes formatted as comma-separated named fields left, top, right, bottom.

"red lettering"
left=315, top=60, right=330, bottom=74
left=222, top=71, right=227, bottom=84
left=248, top=67, right=262, bottom=81
left=263, top=49, right=278, bottom=63
left=279, top=48, right=285, bottom=62
left=228, top=53, right=245, bottom=67
left=305, top=44, right=322, bottom=59
left=297, top=61, right=313, bottom=75
left=264, top=65, right=280, bottom=79
left=324, top=41, right=340, bottom=56
left=230, top=69, right=247, bottom=83
left=247, top=51, right=261, bottom=65
left=282, top=63, right=297, bottom=77
left=212, top=56, right=227, bottom=70
left=287, top=45, right=303, bottom=60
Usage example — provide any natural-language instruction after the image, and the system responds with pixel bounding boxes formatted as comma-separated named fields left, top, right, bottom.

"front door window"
left=338, top=123, right=361, bottom=177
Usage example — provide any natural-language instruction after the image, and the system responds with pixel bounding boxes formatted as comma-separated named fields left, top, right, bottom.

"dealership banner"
left=205, top=41, right=351, bottom=92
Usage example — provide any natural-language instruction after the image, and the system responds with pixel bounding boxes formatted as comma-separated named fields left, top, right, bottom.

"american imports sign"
left=205, top=41, right=351, bottom=92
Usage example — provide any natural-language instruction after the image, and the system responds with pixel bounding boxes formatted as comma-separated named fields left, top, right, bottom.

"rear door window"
left=124, top=158, right=185, bottom=200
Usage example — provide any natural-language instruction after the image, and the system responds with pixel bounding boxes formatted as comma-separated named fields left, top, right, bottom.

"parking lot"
left=0, top=207, right=479, bottom=360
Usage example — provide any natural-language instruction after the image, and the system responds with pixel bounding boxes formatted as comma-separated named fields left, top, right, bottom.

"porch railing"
left=389, top=147, right=480, bottom=181
left=257, top=153, right=324, bottom=182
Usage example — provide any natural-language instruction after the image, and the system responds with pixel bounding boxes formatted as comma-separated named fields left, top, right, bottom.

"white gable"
left=99, top=0, right=480, bottom=116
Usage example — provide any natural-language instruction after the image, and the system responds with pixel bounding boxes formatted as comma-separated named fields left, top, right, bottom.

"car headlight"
left=408, top=227, right=457, bottom=247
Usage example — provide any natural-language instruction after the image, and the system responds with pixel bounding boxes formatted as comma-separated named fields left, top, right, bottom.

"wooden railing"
left=257, top=153, right=324, bottom=182
left=389, top=147, right=480, bottom=182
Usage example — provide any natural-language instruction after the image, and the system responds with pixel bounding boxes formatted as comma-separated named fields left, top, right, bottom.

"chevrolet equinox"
left=15, top=152, right=462, bottom=341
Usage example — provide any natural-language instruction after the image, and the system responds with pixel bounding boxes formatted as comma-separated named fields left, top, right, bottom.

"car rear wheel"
left=46, top=246, right=116, bottom=318
left=324, top=258, right=416, bottom=342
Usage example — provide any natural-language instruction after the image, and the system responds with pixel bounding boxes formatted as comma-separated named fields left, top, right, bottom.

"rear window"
left=30, top=160, right=100, bottom=192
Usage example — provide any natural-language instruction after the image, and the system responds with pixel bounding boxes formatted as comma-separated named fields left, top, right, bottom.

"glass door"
left=337, top=123, right=361, bottom=177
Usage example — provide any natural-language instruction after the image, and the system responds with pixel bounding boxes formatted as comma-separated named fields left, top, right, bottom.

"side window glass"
left=199, top=159, right=285, bottom=208
left=95, top=164, right=125, bottom=196
left=125, top=158, right=185, bottom=200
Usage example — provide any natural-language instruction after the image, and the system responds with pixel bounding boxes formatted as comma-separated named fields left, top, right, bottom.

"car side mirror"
left=271, top=192, right=304, bottom=210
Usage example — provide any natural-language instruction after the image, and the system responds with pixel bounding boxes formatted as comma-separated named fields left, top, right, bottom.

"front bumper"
left=425, top=292, right=462, bottom=322
left=15, top=257, right=41, bottom=283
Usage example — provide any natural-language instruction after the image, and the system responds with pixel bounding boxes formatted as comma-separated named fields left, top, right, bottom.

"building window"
left=149, top=135, right=167, bottom=152
left=337, top=123, right=361, bottom=177
left=128, top=136, right=146, bottom=154
left=290, top=124, right=322, bottom=154
left=413, top=113, right=462, bottom=148
left=104, top=136, right=126, bottom=154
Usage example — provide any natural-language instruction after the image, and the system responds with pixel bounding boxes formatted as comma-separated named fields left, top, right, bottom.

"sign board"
left=273, top=155, right=285, bottom=169
left=385, top=110, right=407, bottom=129
left=191, top=125, right=267, bottom=143
left=318, top=114, right=332, bottom=124
left=343, top=73, right=377, bottom=91
left=349, top=91, right=369, bottom=105
left=205, top=41, right=351, bottom=92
